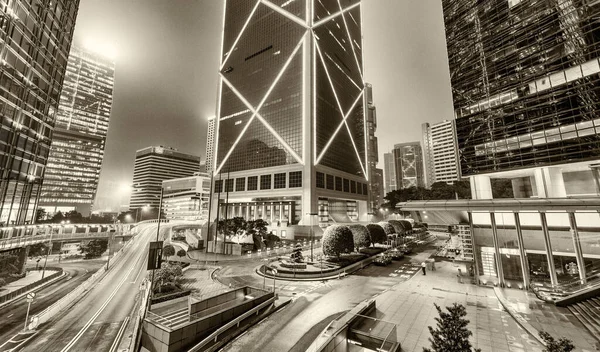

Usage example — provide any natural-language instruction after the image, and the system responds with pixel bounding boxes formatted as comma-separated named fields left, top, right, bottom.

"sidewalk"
left=0, top=270, right=59, bottom=296
left=360, top=247, right=598, bottom=352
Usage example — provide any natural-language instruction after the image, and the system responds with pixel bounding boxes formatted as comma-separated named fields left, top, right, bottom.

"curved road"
left=0, top=260, right=105, bottom=346
left=20, top=223, right=167, bottom=352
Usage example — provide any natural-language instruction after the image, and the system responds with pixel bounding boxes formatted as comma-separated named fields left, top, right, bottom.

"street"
left=0, top=260, right=105, bottom=347
left=216, top=253, right=423, bottom=352
left=17, top=223, right=164, bottom=352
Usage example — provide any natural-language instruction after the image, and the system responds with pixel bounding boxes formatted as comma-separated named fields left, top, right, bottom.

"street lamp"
left=307, top=212, right=318, bottom=262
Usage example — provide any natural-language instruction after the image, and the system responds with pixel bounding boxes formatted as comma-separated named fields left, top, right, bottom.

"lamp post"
left=307, top=212, right=318, bottom=262
left=146, top=188, right=164, bottom=314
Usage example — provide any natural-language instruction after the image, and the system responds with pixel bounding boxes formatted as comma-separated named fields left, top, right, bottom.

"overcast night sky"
left=72, top=0, right=454, bottom=211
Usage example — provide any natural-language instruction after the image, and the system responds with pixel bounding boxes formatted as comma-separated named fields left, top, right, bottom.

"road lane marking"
left=6, top=314, right=13, bottom=318
left=131, top=265, right=144, bottom=284
left=60, top=242, right=147, bottom=352
left=109, top=316, right=129, bottom=352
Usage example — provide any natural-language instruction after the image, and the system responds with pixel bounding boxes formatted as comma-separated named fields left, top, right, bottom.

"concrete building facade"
left=129, top=146, right=200, bottom=210
left=421, top=120, right=460, bottom=187
left=162, top=174, right=211, bottom=221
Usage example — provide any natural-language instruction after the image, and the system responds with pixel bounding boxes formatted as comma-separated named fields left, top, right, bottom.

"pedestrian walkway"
left=181, top=267, right=229, bottom=299
left=0, top=270, right=59, bottom=296
left=354, top=246, right=598, bottom=352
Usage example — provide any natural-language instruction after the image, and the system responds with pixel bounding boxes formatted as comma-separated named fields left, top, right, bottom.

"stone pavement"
left=181, top=266, right=229, bottom=299
left=366, top=247, right=599, bottom=352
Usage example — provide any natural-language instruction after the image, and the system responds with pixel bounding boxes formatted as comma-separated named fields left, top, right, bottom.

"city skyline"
left=71, top=0, right=454, bottom=211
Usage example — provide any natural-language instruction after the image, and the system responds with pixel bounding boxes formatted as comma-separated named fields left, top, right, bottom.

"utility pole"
left=214, top=172, right=222, bottom=263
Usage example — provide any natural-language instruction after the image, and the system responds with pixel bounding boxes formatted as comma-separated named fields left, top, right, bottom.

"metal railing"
left=0, top=229, right=131, bottom=250
left=0, top=268, right=63, bottom=304
left=187, top=296, right=275, bottom=352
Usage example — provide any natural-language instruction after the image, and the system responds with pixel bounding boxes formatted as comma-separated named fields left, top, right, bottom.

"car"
left=399, top=244, right=413, bottom=254
left=387, top=249, right=404, bottom=260
left=374, top=254, right=392, bottom=266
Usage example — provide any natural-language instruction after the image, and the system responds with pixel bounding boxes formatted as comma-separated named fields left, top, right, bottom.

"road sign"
left=26, top=292, right=35, bottom=299
left=271, top=268, right=278, bottom=275
left=147, top=241, right=163, bottom=270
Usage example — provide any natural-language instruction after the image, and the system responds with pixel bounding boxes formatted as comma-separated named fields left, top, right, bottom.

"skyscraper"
left=129, top=146, right=200, bottom=210
left=365, top=83, right=381, bottom=210
left=205, top=116, right=216, bottom=173
left=383, top=152, right=397, bottom=194
left=213, top=0, right=369, bottom=230
left=444, top=0, right=600, bottom=199
left=422, top=120, right=459, bottom=187
left=0, top=1, right=80, bottom=226
left=39, top=46, right=115, bottom=216
left=392, top=142, right=425, bottom=189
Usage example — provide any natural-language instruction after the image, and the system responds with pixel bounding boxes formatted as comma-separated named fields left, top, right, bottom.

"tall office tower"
left=0, top=1, right=80, bottom=226
left=129, top=146, right=200, bottom=210
left=383, top=152, right=397, bottom=193
left=205, top=116, right=216, bottom=173
left=392, top=142, right=425, bottom=189
left=38, top=46, right=115, bottom=216
left=421, top=120, right=459, bottom=187
left=443, top=0, right=600, bottom=199
left=213, top=0, right=369, bottom=231
left=371, top=167, right=385, bottom=206
left=365, top=83, right=381, bottom=210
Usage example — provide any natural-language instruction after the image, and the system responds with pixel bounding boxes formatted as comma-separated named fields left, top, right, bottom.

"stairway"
left=568, top=297, right=600, bottom=338
left=160, top=307, right=189, bottom=327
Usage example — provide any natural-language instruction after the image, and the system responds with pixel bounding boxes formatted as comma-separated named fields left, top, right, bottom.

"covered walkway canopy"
left=397, top=197, right=600, bottom=212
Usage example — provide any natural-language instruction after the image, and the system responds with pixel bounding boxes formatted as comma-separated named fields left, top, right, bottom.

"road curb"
left=0, top=271, right=67, bottom=310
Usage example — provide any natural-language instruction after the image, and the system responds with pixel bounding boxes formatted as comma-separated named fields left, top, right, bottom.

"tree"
left=28, top=243, right=49, bottom=258
left=290, top=244, right=304, bottom=263
left=430, top=182, right=455, bottom=199
left=539, top=331, right=575, bottom=352
left=78, top=239, right=108, bottom=259
left=424, top=303, right=481, bottom=352
left=35, top=208, right=47, bottom=223
left=322, top=225, right=354, bottom=259
left=348, top=224, right=370, bottom=251
left=454, top=180, right=471, bottom=199
left=176, top=249, right=186, bottom=259
left=247, top=219, right=269, bottom=250
left=64, top=211, right=84, bottom=223
left=264, top=233, right=281, bottom=248
left=149, top=262, right=183, bottom=293
left=378, top=222, right=396, bottom=236
left=366, top=224, right=387, bottom=245
left=162, top=245, right=176, bottom=260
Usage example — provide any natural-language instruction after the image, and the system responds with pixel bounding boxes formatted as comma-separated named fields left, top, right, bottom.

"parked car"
left=387, top=249, right=404, bottom=260
left=374, top=254, right=392, bottom=266
left=399, top=244, right=413, bottom=254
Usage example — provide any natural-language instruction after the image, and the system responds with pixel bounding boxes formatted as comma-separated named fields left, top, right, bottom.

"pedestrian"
left=421, top=261, right=426, bottom=275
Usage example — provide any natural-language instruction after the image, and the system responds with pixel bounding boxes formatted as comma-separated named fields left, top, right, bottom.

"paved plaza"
left=367, top=247, right=599, bottom=352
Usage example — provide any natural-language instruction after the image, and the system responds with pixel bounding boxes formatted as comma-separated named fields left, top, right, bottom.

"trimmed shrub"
left=366, top=224, right=387, bottom=245
left=378, top=221, right=396, bottom=235
left=388, top=220, right=407, bottom=235
left=399, top=219, right=413, bottom=233
left=348, top=224, right=371, bottom=251
left=322, top=225, right=354, bottom=258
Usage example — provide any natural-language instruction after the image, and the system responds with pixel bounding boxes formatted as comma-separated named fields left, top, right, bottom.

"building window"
left=247, top=176, right=258, bottom=191
left=343, top=178, right=350, bottom=192
left=281, top=230, right=286, bottom=238
left=289, top=171, right=302, bottom=188
left=260, top=175, right=271, bottom=190
left=335, top=177, right=343, bottom=191
left=225, top=179, right=234, bottom=192
left=350, top=180, right=356, bottom=193
left=357, top=183, right=363, bottom=195
left=316, top=172, right=324, bottom=188
left=326, top=174, right=334, bottom=190
left=362, top=183, right=368, bottom=195
left=274, top=173, right=286, bottom=189
left=215, top=180, right=223, bottom=193
left=235, top=177, right=245, bottom=191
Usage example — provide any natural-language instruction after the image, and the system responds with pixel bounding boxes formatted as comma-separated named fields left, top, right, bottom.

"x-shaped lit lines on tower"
left=215, top=0, right=366, bottom=178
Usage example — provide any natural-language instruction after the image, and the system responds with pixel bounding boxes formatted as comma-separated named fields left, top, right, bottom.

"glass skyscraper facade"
left=445, top=0, right=600, bottom=176
left=39, top=46, right=115, bottom=216
left=0, top=0, right=80, bottom=226
left=392, top=142, right=425, bottom=189
left=213, top=0, right=370, bottom=230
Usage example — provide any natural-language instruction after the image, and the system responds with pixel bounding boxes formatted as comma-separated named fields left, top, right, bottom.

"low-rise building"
left=162, top=174, right=211, bottom=221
